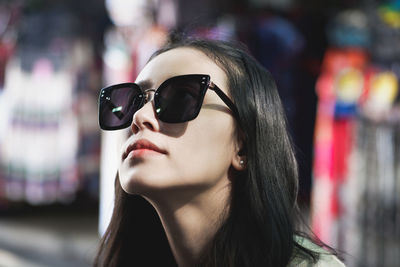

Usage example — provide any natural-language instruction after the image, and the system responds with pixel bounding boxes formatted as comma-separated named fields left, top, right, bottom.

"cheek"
left=171, top=117, right=237, bottom=179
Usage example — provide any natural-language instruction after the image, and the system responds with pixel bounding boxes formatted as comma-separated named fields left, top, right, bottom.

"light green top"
left=288, top=237, right=346, bottom=267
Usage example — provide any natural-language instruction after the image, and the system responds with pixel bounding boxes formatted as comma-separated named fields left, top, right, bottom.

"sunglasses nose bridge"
left=143, top=89, right=156, bottom=103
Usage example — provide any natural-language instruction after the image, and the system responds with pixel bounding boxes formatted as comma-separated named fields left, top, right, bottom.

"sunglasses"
left=98, top=74, right=239, bottom=130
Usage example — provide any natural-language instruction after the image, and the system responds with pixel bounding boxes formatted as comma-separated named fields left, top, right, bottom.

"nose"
left=130, top=89, right=159, bottom=134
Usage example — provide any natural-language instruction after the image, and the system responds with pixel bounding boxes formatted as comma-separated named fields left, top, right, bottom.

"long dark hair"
left=95, top=35, right=323, bottom=267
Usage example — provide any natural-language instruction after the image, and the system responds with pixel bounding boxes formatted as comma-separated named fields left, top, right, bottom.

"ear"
left=231, top=141, right=246, bottom=171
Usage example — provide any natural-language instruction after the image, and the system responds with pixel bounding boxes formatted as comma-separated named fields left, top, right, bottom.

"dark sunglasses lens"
left=99, top=85, right=142, bottom=129
left=156, top=76, right=206, bottom=123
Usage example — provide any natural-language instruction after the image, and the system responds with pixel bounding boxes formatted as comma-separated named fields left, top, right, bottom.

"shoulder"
left=288, top=236, right=346, bottom=267
left=289, top=253, right=345, bottom=267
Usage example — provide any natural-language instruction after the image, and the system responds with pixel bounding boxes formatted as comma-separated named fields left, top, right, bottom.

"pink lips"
left=123, top=139, right=167, bottom=160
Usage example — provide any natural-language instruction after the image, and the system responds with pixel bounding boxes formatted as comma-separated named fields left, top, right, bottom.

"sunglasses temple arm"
left=209, top=84, right=240, bottom=119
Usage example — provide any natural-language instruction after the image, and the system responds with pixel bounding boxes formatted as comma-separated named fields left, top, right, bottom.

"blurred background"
left=0, top=0, right=399, bottom=266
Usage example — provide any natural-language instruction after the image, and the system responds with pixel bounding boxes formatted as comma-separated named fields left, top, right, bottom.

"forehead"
left=135, top=47, right=228, bottom=90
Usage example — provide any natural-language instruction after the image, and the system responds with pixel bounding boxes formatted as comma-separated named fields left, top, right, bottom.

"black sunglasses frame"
left=98, top=74, right=239, bottom=130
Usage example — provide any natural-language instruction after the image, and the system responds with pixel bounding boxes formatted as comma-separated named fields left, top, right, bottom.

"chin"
left=119, top=173, right=174, bottom=196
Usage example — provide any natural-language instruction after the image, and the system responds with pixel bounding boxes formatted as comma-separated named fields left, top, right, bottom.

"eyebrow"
left=136, top=79, right=153, bottom=90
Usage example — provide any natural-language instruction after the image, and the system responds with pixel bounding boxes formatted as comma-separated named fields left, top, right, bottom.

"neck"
left=145, top=179, right=231, bottom=267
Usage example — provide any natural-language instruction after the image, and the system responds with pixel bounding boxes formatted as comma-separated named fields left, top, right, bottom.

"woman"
left=95, top=35, right=344, bottom=267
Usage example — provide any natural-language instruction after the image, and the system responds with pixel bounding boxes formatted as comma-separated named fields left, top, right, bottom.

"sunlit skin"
left=118, top=48, right=245, bottom=267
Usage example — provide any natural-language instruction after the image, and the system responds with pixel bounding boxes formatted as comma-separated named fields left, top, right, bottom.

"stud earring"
left=239, top=160, right=244, bottom=165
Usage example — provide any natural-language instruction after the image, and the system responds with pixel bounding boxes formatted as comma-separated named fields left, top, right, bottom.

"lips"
left=123, top=139, right=167, bottom=160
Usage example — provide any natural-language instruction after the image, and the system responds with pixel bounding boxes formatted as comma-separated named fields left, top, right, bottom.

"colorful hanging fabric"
left=0, top=58, right=79, bottom=204
left=311, top=48, right=368, bottom=245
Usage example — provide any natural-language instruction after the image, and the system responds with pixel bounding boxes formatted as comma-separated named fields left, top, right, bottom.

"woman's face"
left=118, top=47, right=243, bottom=199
